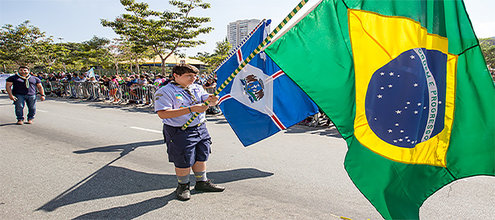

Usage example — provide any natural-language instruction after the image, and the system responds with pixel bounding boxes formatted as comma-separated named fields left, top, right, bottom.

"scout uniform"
left=154, top=82, right=212, bottom=168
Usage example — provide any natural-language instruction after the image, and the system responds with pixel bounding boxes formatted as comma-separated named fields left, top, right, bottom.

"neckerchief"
left=16, top=73, right=31, bottom=88
left=171, top=81, right=198, bottom=104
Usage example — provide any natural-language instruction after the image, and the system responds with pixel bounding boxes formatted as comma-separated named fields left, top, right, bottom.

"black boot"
left=176, top=183, right=191, bottom=201
left=194, top=180, right=225, bottom=192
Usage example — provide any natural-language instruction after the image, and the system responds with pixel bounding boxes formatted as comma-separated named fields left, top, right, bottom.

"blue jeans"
left=14, top=94, right=37, bottom=121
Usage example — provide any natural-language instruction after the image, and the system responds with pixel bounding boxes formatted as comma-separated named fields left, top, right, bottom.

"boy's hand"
left=190, top=104, right=209, bottom=113
left=9, top=95, right=17, bottom=101
left=205, top=95, right=219, bottom=106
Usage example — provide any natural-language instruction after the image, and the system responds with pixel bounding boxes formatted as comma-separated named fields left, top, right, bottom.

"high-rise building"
left=227, top=19, right=261, bottom=49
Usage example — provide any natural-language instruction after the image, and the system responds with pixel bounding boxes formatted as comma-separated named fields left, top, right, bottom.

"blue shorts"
left=163, top=123, right=212, bottom=168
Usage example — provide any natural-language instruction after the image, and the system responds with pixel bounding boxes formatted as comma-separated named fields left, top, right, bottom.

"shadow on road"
left=285, top=125, right=342, bottom=138
left=72, top=192, right=177, bottom=220
left=73, top=140, right=164, bottom=155
left=39, top=138, right=273, bottom=218
left=46, top=97, right=155, bottom=114
left=37, top=166, right=273, bottom=218
left=88, top=102, right=155, bottom=114
left=0, top=122, right=19, bottom=127
left=71, top=167, right=273, bottom=220
left=205, top=115, right=229, bottom=125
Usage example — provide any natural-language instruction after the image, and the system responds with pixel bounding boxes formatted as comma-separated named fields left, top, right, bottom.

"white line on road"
left=130, top=126, right=162, bottom=134
left=37, top=109, right=48, bottom=113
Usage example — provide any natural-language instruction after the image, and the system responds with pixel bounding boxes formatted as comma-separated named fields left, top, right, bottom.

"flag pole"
left=181, top=0, right=309, bottom=130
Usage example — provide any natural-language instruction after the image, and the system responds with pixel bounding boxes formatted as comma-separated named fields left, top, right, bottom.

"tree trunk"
left=134, top=57, right=140, bottom=74
left=115, top=62, right=119, bottom=75
left=161, top=59, right=166, bottom=75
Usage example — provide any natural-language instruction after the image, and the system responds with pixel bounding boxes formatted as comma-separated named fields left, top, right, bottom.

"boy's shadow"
left=37, top=165, right=273, bottom=219
left=0, top=123, right=19, bottom=127
left=73, top=192, right=176, bottom=220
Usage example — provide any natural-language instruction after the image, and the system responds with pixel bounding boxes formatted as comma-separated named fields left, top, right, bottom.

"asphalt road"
left=0, top=94, right=493, bottom=220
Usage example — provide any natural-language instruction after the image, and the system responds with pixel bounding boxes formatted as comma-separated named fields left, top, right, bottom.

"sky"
left=1, top=0, right=494, bottom=56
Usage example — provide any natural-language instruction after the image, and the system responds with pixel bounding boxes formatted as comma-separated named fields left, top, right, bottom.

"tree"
left=108, top=38, right=154, bottom=74
left=0, top=20, right=51, bottom=67
left=78, top=36, right=112, bottom=69
left=192, top=38, right=231, bottom=74
left=58, top=42, right=86, bottom=71
left=35, top=40, right=69, bottom=71
left=480, top=38, right=495, bottom=69
left=101, top=0, right=213, bottom=74
left=46, top=37, right=113, bottom=73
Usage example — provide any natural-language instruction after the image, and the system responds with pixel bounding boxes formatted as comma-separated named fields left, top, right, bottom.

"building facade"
left=227, top=19, right=261, bottom=49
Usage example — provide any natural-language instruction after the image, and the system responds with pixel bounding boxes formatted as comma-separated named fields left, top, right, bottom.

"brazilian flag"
left=265, top=0, right=495, bottom=219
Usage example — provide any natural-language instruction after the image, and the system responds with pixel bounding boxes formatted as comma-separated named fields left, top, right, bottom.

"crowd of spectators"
left=0, top=70, right=222, bottom=114
left=1, top=69, right=335, bottom=126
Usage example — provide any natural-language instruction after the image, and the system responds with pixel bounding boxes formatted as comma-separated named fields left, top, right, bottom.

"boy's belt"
left=166, top=121, right=204, bottom=129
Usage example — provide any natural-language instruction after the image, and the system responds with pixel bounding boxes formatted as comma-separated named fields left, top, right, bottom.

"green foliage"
left=101, top=0, right=213, bottom=73
left=108, top=38, right=155, bottom=74
left=79, top=36, right=112, bottom=68
left=480, top=38, right=495, bottom=69
left=0, top=21, right=115, bottom=73
left=192, top=38, right=231, bottom=73
left=0, top=20, right=49, bottom=67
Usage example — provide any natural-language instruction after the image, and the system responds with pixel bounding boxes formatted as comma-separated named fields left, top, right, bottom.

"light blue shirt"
left=154, top=83, right=210, bottom=127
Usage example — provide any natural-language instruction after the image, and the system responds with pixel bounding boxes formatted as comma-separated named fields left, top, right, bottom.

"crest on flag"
left=349, top=9, right=457, bottom=167
left=241, top=74, right=265, bottom=103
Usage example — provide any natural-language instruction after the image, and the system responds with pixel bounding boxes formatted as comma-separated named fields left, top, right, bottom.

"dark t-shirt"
left=6, top=74, right=42, bottom=95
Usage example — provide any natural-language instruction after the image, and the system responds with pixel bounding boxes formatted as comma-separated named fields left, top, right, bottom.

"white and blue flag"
left=86, top=67, right=95, bottom=78
left=216, top=20, right=319, bottom=146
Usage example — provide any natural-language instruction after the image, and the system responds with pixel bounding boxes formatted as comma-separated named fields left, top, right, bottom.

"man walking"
left=6, top=66, right=46, bottom=125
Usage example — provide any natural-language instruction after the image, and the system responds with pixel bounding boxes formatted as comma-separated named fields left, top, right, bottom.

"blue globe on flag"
left=365, top=48, right=447, bottom=148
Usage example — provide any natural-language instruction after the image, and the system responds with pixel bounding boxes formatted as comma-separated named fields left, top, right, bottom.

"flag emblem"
left=349, top=9, right=457, bottom=166
left=240, top=74, right=265, bottom=103
left=366, top=48, right=447, bottom=148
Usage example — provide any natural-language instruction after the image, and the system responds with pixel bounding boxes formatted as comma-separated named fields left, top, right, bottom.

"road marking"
left=130, top=126, right=162, bottom=134
left=37, top=109, right=48, bottom=113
